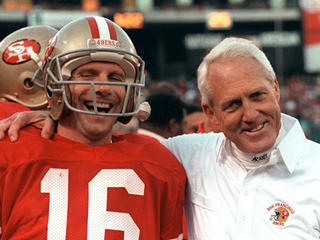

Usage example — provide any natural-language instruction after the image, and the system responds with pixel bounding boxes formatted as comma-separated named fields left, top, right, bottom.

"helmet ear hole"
left=23, top=78, right=34, bottom=89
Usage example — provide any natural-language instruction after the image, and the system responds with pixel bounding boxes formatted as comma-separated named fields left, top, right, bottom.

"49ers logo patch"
left=3, top=39, right=40, bottom=64
left=267, top=202, right=295, bottom=226
left=87, top=38, right=121, bottom=48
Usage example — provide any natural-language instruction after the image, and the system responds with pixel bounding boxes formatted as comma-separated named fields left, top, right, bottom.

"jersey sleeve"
left=160, top=175, right=185, bottom=240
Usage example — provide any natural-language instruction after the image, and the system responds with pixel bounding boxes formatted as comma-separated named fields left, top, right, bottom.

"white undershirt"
left=229, top=124, right=286, bottom=171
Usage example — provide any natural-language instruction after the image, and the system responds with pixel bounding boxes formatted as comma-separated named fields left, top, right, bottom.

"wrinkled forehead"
left=206, top=56, right=274, bottom=100
left=73, top=61, right=124, bottom=73
left=62, top=53, right=134, bottom=80
left=208, top=56, right=269, bottom=82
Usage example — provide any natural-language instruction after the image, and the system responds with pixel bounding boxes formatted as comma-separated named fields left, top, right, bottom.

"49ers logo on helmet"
left=3, top=39, right=40, bottom=64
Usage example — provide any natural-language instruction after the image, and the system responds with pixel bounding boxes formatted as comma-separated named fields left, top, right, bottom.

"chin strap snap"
left=135, top=101, right=151, bottom=122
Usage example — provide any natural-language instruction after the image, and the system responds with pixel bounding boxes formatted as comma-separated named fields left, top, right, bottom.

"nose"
left=242, top=102, right=258, bottom=123
left=94, top=83, right=112, bottom=96
left=94, top=74, right=112, bottom=95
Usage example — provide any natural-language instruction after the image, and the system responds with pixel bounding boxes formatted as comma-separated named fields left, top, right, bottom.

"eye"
left=251, top=91, right=266, bottom=100
left=109, top=74, right=125, bottom=82
left=252, top=92, right=261, bottom=97
left=79, top=73, right=95, bottom=78
left=224, top=100, right=241, bottom=112
left=110, top=77, right=122, bottom=82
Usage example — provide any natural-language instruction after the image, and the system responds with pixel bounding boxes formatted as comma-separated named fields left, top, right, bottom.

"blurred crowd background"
left=0, top=0, right=319, bottom=142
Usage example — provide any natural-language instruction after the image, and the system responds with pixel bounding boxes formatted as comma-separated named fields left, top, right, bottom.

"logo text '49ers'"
left=3, top=39, right=40, bottom=64
left=87, top=38, right=121, bottom=48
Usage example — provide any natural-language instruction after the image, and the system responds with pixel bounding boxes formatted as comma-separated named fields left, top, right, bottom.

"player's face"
left=203, top=57, right=281, bottom=153
left=61, top=61, right=126, bottom=145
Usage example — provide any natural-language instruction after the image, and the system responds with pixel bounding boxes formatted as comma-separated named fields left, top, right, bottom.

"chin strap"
left=135, top=101, right=151, bottom=122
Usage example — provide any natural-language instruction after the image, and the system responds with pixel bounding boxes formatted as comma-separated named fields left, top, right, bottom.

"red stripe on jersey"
left=86, top=17, right=100, bottom=38
left=106, top=19, right=117, bottom=40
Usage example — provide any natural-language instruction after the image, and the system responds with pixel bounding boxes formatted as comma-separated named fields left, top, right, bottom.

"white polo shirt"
left=162, top=114, right=320, bottom=240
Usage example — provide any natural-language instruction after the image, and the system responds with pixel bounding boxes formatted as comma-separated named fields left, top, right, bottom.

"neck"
left=229, top=123, right=286, bottom=171
left=57, top=120, right=113, bottom=146
left=230, top=141, right=271, bottom=171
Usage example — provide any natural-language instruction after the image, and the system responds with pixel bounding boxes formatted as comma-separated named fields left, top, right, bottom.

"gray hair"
left=197, top=37, right=276, bottom=107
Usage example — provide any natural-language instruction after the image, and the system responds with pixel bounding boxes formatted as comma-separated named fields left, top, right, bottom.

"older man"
left=163, top=37, right=320, bottom=239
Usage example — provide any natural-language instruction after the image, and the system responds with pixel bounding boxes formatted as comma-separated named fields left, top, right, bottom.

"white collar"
left=276, top=113, right=306, bottom=173
left=217, top=113, right=306, bottom=174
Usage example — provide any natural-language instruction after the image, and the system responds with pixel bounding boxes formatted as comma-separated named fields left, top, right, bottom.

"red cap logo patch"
left=267, top=202, right=295, bottom=226
left=3, top=39, right=40, bottom=64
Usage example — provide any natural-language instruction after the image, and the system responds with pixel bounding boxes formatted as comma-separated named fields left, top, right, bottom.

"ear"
left=202, top=104, right=222, bottom=133
left=273, top=77, right=280, bottom=102
left=168, top=118, right=180, bottom=137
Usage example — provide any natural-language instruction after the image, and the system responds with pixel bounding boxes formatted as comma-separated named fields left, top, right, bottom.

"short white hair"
left=197, top=37, right=276, bottom=107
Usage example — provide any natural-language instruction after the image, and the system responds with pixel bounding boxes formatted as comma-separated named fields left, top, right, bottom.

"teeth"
left=86, top=102, right=111, bottom=108
left=250, top=123, right=264, bottom=132
left=96, top=102, right=110, bottom=108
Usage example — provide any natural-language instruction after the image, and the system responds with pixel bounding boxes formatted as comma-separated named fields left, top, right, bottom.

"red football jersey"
left=0, top=102, right=30, bottom=119
left=0, top=128, right=186, bottom=240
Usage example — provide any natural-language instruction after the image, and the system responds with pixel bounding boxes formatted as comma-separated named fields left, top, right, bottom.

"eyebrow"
left=248, top=86, right=268, bottom=96
left=73, top=69, right=125, bottom=78
left=221, top=98, right=240, bottom=109
left=109, top=71, right=125, bottom=79
left=220, top=87, right=267, bottom=107
left=74, top=68, right=98, bottom=76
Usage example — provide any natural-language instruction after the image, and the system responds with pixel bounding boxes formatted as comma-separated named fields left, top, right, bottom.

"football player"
left=0, top=16, right=186, bottom=240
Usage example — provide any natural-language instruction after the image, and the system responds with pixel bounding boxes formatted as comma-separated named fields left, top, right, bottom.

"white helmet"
left=0, top=25, right=57, bottom=109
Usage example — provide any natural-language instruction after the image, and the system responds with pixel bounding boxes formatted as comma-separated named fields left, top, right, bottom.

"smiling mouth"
left=84, top=101, right=112, bottom=113
left=244, top=122, right=266, bottom=133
